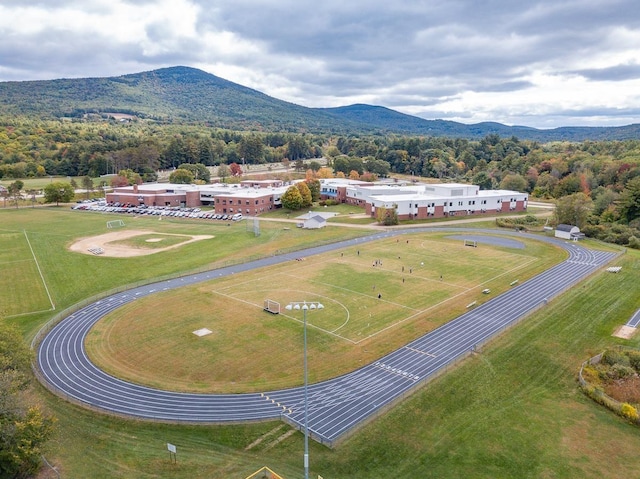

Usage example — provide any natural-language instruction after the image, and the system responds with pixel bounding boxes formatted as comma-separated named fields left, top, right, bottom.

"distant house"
left=303, top=214, right=327, bottom=229
left=555, top=224, right=582, bottom=240
left=0, top=185, right=7, bottom=194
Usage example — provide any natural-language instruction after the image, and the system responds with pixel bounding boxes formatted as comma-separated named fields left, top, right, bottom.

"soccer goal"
left=246, top=217, right=260, bottom=237
left=107, top=219, right=125, bottom=229
left=263, top=299, right=280, bottom=314
left=464, top=239, right=477, bottom=247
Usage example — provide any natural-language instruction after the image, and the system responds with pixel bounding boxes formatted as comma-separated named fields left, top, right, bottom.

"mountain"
left=1, top=66, right=639, bottom=140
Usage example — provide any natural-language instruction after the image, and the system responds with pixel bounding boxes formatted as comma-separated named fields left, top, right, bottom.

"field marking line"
left=278, top=271, right=423, bottom=312
left=477, top=257, right=539, bottom=287
left=23, top=230, right=55, bottom=311
left=405, top=346, right=437, bottom=357
left=0, top=258, right=33, bottom=266
left=209, top=290, right=358, bottom=344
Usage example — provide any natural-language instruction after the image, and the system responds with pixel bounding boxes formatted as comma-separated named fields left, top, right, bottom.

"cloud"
left=1, top=0, right=640, bottom=128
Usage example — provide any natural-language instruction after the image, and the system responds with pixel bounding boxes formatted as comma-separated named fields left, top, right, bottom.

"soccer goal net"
left=263, top=299, right=280, bottom=314
left=107, top=219, right=125, bottom=229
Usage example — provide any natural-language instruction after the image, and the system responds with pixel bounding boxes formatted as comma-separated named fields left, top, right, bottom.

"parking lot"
left=72, top=199, right=242, bottom=221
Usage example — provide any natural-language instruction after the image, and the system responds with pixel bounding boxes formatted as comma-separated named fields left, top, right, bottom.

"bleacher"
left=88, top=246, right=104, bottom=255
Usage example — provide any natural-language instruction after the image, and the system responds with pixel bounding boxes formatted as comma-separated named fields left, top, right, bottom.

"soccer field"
left=0, top=231, right=54, bottom=317
left=86, top=232, right=549, bottom=393
left=216, top=234, right=537, bottom=343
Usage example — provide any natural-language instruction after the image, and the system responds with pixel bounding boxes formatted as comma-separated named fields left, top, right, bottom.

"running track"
left=36, top=229, right=617, bottom=446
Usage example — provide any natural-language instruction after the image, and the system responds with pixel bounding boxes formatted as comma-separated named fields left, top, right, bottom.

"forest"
left=1, top=118, right=639, bottom=248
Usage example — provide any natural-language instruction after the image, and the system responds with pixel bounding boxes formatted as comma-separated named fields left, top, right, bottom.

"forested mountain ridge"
left=0, top=66, right=365, bottom=133
left=2, top=66, right=640, bottom=141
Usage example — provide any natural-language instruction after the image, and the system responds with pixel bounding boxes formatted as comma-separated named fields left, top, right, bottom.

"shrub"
left=627, top=350, right=640, bottom=373
left=607, top=363, right=636, bottom=380
left=602, top=349, right=630, bottom=367
left=621, top=403, right=639, bottom=422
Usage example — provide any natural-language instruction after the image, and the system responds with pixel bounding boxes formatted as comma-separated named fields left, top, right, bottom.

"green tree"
left=217, top=164, right=230, bottom=183
left=306, top=179, right=321, bottom=202
left=169, top=168, right=195, bottom=184
left=472, top=171, right=493, bottom=190
left=555, top=192, right=593, bottom=228
left=8, top=181, right=23, bottom=208
left=499, top=173, right=528, bottom=192
left=281, top=185, right=303, bottom=210
left=296, top=181, right=313, bottom=208
left=0, top=323, right=55, bottom=479
left=617, top=176, right=640, bottom=224
left=43, top=182, right=74, bottom=206
left=177, top=163, right=210, bottom=183
left=81, top=175, right=94, bottom=200
left=238, top=135, right=265, bottom=164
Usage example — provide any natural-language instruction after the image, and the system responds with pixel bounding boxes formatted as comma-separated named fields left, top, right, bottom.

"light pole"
left=285, top=301, right=324, bottom=479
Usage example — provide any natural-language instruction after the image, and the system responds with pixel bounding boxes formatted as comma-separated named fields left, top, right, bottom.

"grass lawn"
left=3, top=206, right=640, bottom=478
left=86, top=233, right=560, bottom=393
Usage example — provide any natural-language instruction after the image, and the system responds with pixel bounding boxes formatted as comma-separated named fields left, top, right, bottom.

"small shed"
left=555, top=224, right=581, bottom=240
left=303, top=214, right=327, bottom=229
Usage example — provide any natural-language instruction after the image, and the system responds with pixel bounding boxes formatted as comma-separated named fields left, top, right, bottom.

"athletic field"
left=86, top=232, right=554, bottom=393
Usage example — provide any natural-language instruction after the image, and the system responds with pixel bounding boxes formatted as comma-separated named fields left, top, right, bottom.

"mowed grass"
left=86, top=233, right=561, bottom=393
left=6, top=206, right=640, bottom=478
left=0, top=207, right=370, bottom=337
left=43, top=249, right=640, bottom=479
left=0, top=231, right=52, bottom=316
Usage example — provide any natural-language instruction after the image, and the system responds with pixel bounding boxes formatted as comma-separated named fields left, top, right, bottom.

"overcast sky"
left=2, top=0, right=640, bottom=129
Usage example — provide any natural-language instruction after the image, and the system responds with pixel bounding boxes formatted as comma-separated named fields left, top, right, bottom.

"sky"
left=2, top=0, right=640, bottom=129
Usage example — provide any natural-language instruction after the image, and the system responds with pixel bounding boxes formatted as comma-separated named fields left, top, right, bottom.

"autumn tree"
left=281, top=185, right=303, bottom=210
left=316, top=167, right=333, bottom=179
left=111, top=169, right=142, bottom=187
left=296, top=181, right=313, bottom=208
left=376, top=205, right=398, bottom=226
left=229, top=162, right=243, bottom=177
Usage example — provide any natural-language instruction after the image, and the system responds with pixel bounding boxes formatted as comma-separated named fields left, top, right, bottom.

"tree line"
left=1, top=120, right=639, bottom=246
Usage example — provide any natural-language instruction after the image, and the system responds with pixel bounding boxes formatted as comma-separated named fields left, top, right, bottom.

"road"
left=36, top=228, right=616, bottom=446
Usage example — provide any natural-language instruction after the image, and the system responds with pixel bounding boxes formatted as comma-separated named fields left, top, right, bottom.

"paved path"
left=36, top=229, right=617, bottom=446
left=627, top=308, right=640, bottom=328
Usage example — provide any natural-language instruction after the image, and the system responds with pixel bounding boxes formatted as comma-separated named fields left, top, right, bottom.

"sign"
left=167, top=443, right=176, bottom=454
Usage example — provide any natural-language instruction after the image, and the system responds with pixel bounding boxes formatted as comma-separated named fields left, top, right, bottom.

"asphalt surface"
left=36, top=229, right=617, bottom=445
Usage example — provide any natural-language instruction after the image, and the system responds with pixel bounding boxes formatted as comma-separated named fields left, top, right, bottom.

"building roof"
left=556, top=224, right=578, bottom=232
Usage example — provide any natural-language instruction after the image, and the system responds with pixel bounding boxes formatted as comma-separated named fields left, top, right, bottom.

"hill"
left=1, top=66, right=639, bottom=140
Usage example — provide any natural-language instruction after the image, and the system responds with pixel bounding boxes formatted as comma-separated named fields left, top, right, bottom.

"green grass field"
left=86, top=233, right=557, bottom=393
left=3, top=206, right=640, bottom=478
left=0, top=230, right=53, bottom=316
